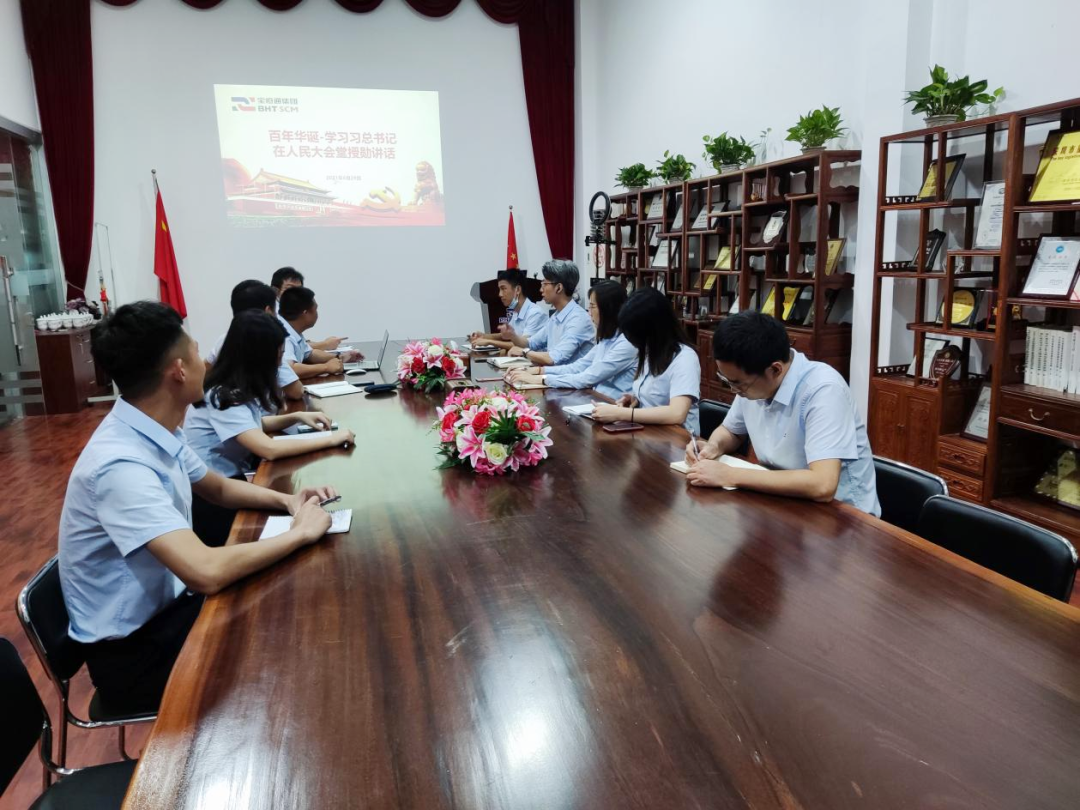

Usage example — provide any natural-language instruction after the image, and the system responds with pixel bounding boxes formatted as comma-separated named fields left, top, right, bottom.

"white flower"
left=427, top=343, right=445, bottom=357
left=490, top=396, right=509, bottom=411
left=482, top=441, right=509, bottom=465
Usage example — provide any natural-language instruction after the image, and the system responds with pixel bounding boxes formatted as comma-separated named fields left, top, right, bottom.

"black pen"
left=319, top=495, right=342, bottom=507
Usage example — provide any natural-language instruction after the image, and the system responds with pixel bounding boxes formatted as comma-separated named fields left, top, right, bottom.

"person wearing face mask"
left=468, top=268, right=547, bottom=351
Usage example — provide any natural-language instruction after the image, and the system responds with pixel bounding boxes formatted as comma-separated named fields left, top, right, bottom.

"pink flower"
left=455, top=426, right=484, bottom=465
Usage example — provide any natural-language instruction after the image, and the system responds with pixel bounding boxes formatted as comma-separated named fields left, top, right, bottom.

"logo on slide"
left=231, top=97, right=255, bottom=112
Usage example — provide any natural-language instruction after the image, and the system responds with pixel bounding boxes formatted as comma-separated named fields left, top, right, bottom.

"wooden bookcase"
left=605, top=150, right=860, bottom=404
left=868, top=96, right=1080, bottom=550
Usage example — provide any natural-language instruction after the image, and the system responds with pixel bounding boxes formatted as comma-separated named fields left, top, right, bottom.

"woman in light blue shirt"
left=506, top=280, right=636, bottom=400
left=184, top=311, right=355, bottom=543
left=593, top=287, right=700, bottom=434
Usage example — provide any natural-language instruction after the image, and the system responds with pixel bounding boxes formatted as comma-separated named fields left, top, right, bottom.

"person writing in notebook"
left=205, top=279, right=304, bottom=401
left=278, top=287, right=353, bottom=380
left=186, top=311, right=356, bottom=544
left=468, top=268, right=547, bottom=351
left=505, top=280, right=636, bottom=399
left=684, top=310, right=879, bottom=515
left=502, top=260, right=594, bottom=366
left=271, top=266, right=348, bottom=351
left=59, top=301, right=338, bottom=715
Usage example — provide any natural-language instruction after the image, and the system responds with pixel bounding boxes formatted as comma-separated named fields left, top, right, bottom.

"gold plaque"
left=951, top=289, right=975, bottom=325
left=1029, top=130, right=1080, bottom=203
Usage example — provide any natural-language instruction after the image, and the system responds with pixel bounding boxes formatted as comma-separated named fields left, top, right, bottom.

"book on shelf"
left=1024, top=325, right=1080, bottom=393
left=645, top=194, right=665, bottom=220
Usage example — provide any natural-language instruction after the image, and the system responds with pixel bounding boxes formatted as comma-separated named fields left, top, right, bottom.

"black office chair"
left=0, top=637, right=135, bottom=807
left=699, top=399, right=730, bottom=439
left=17, top=559, right=156, bottom=772
left=874, top=456, right=948, bottom=535
left=917, top=495, right=1079, bottom=602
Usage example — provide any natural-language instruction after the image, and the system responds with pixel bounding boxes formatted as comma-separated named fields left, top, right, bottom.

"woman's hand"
left=294, top=411, right=332, bottom=431
left=592, top=403, right=626, bottom=423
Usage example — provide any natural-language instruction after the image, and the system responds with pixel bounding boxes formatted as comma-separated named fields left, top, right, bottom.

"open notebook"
left=259, top=509, right=352, bottom=540
left=670, top=455, right=766, bottom=490
left=510, top=380, right=547, bottom=391
left=490, top=356, right=531, bottom=369
left=304, top=381, right=362, bottom=398
left=563, top=403, right=598, bottom=419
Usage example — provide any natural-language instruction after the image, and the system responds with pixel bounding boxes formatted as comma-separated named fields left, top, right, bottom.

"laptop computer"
left=357, top=330, right=389, bottom=371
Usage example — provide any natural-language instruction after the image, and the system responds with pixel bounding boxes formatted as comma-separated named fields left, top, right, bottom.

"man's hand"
left=290, top=497, right=333, bottom=544
left=686, top=459, right=739, bottom=489
left=288, top=485, right=338, bottom=514
left=468, top=331, right=484, bottom=344
left=508, top=371, right=543, bottom=386
left=684, top=437, right=721, bottom=466
left=497, top=323, right=517, bottom=340
left=508, top=346, right=526, bottom=357
left=295, top=411, right=332, bottom=431
left=321, top=336, right=346, bottom=351
left=335, top=428, right=356, bottom=447
left=325, top=357, right=345, bottom=375
left=592, top=403, right=625, bottom=423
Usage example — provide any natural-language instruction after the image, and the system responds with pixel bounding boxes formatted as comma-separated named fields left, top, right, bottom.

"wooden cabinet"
left=937, top=434, right=988, bottom=503
left=35, top=327, right=100, bottom=414
left=868, top=378, right=941, bottom=472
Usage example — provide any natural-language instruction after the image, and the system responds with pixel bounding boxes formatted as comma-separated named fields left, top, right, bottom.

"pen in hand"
left=690, top=435, right=701, bottom=462
left=319, top=495, right=342, bottom=507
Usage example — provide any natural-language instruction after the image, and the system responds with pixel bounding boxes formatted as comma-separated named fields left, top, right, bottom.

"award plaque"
left=714, top=246, right=738, bottom=270
left=961, top=384, right=992, bottom=440
left=760, top=211, right=788, bottom=247
left=938, top=287, right=983, bottom=328
left=917, top=154, right=966, bottom=201
left=1029, top=129, right=1080, bottom=203
left=824, top=238, right=846, bottom=275
left=930, top=345, right=962, bottom=379
left=916, top=229, right=947, bottom=271
left=645, top=195, right=665, bottom=220
left=1021, top=236, right=1080, bottom=299
left=973, top=181, right=1007, bottom=249
left=690, top=205, right=710, bottom=231
left=1033, top=449, right=1080, bottom=512
left=907, top=337, right=949, bottom=378
left=702, top=273, right=718, bottom=291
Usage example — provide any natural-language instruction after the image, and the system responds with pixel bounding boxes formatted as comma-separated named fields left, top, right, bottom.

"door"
left=869, top=384, right=902, bottom=461
left=905, top=395, right=939, bottom=472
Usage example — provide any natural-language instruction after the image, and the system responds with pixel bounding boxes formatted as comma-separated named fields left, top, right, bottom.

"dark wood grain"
left=123, top=346, right=1080, bottom=810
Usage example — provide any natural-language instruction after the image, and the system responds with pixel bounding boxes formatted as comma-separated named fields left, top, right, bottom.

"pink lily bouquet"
left=435, top=388, right=553, bottom=475
left=396, top=338, right=466, bottom=393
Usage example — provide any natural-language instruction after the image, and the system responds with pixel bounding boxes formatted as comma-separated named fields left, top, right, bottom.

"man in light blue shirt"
left=277, top=286, right=352, bottom=380
left=60, top=301, right=338, bottom=714
left=504, top=260, right=594, bottom=366
left=685, top=311, right=879, bottom=515
left=468, top=268, right=548, bottom=350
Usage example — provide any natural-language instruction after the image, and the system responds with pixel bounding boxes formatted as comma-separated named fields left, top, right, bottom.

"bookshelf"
left=868, top=96, right=1080, bottom=551
left=605, top=150, right=861, bottom=404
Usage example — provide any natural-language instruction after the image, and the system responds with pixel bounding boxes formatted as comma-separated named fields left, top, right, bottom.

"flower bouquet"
left=396, top=338, right=466, bottom=393
left=435, top=388, right=553, bottom=475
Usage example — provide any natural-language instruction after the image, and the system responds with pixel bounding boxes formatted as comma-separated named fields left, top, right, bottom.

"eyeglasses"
left=540, top=280, right=555, bottom=288
left=716, top=371, right=759, bottom=393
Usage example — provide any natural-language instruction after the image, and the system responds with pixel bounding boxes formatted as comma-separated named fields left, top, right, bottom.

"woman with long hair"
left=592, top=287, right=700, bottom=433
left=506, top=280, right=636, bottom=399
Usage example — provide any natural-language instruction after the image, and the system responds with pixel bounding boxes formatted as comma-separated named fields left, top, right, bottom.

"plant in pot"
left=655, top=150, right=696, bottom=183
left=904, top=65, right=1004, bottom=126
left=786, top=106, right=846, bottom=154
left=615, top=163, right=655, bottom=191
left=702, top=132, right=755, bottom=173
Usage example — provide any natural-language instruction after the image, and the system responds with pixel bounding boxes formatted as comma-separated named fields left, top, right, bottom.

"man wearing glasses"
left=502, top=259, right=594, bottom=366
left=684, top=310, right=879, bottom=515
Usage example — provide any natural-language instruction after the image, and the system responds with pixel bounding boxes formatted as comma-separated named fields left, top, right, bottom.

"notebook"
left=563, top=403, right=598, bottom=418
left=272, top=433, right=327, bottom=442
left=490, top=356, right=531, bottom=369
left=669, top=455, right=766, bottom=490
left=305, top=381, right=362, bottom=398
left=259, top=509, right=352, bottom=540
left=510, top=381, right=547, bottom=390
left=326, top=346, right=356, bottom=355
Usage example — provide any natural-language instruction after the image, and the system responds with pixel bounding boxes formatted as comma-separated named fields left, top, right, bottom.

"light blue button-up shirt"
left=631, top=343, right=701, bottom=434
left=545, top=333, right=637, bottom=400
left=722, top=350, right=880, bottom=516
left=527, top=299, right=594, bottom=365
left=508, top=296, right=548, bottom=338
left=59, top=398, right=209, bottom=643
left=183, top=391, right=265, bottom=478
left=206, top=331, right=299, bottom=389
left=278, top=315, right=312, bottom=364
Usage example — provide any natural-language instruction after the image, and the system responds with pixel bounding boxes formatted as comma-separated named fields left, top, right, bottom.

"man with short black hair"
left=278, top=287, right=350, bottom=379
left=503, top=260, right=593, bottom=366
left=60, top=301, right=339, bottom=714
left=205, top=280, right=304, bottom=400
left=468, top=268, right=547, bottom=351
left=270, top=267, right=346, bottom=351
left=684, top=310, right=879, bottom=515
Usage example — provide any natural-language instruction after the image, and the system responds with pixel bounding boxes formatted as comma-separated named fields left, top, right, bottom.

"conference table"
left=123, top=340, right=1080, bottom=809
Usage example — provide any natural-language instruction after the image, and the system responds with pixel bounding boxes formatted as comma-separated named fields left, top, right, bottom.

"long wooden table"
left=124, top=343, right=1080, bottom=809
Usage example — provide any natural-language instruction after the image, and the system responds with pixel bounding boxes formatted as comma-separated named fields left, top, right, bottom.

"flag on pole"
left=506, top=207, right=519, bottom=269
left=153, top=174, right=187, bottom=319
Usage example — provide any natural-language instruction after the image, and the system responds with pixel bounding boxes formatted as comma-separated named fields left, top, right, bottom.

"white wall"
left=0, top=0, right=38, bottom=130
left=91, top=0, right=550, bottom=351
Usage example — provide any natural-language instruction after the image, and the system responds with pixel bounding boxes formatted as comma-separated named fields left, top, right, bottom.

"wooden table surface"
left=124, top=342, right=1080, bottom=810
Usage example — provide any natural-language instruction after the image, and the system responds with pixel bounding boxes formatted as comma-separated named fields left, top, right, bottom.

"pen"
left=691, top=435, right=701, bottom=461
left=320, top=495, right=342, bottom=507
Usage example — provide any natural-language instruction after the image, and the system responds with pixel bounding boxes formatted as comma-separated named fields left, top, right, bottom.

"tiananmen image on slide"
left=214, top=84, right=445, bottom=227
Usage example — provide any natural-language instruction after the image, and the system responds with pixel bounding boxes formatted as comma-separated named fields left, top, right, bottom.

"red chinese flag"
left=506, top=209, right=519, bottom=269
left=154, top=189, right=187, bottom=319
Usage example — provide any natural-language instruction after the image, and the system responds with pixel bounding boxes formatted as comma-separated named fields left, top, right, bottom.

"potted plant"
left=786, top=106, right=846, bottom=154
left=615, top=163, right=655, bottom=191
left=655, top=150, right=696, bottom=183
left=702, top=132, right=755, bottom=173
left=904, top=65, right=1004, bottom=126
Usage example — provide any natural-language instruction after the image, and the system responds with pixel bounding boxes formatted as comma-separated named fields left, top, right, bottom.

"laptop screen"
left=376, top=330, right=390, bottom=363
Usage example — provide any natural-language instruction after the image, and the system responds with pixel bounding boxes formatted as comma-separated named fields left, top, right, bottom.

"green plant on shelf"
left=655, top=150, right=696, bottom=183
left=785, top=106, right=846, bottom=150
left=904, top=65, right=1004, bottom=121
left=702, top=132, right=755, bottom=172
left=614, top=163, right=655, bottom=189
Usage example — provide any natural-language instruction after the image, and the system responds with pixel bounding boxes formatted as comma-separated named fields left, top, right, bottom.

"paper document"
left=669, top=455, right=766, bottom=490
left=510, top=381, right=547, bottom=390
left=563, top=403, right=598, bottom=418
left=260, top=509, right=352, bottom=540
left=305, top=381, right=361, bottom=398
left=326, top=346, right=356, bottom=355
left=272, top=433, right=326, bottom=442
left=490, top=357, right=531, bottom=369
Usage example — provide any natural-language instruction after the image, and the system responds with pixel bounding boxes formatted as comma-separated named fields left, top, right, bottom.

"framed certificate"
left=973, top=181, right=1007, bottom=249
left=961, top=384, right=992, bottom=441
left=761, top=211, right=787, bottom=247
left=1029, top=129, right=1080, bottom=203
left=1021, top=236, right=1080, bottom=299
left=917, top=154, right=966, bottom=201
left=914, top=228, right=947, bottom=271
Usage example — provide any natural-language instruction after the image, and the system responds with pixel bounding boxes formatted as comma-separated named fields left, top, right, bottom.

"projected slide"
left=213, top=84, right=444, bottom=227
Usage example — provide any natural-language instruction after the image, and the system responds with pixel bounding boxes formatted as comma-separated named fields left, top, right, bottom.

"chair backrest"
left=874, top=456, right=948, bottom=534
left=917, top=495, right=1079, bottom=602
left=699, top=399, right=730, bottom=439
left=17, top=558, right=85, bottom=688
left=0, top=638, right=47, bottom=795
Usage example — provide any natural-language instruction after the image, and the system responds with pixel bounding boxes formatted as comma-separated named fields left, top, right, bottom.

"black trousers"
left=191, top=472, right=247, bottom=548
left=83, top=592, right=205, bottom=716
